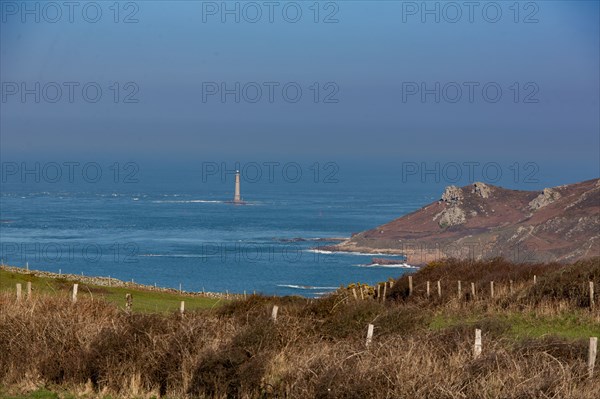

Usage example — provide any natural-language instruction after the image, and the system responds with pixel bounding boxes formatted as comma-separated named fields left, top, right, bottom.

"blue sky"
left=1, top=1, right=598, bottom=179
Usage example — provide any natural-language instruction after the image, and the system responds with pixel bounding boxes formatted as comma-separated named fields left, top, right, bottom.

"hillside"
left=0, top=258, right=598, bottom=398
left=326, top=179, right=600, bottom=265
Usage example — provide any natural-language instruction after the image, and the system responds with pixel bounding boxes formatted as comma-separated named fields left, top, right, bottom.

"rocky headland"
left=322, top=179, right=600, bottom=265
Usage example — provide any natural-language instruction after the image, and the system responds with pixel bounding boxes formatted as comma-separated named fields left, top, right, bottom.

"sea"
left=0, top=161, right=584, bottom=297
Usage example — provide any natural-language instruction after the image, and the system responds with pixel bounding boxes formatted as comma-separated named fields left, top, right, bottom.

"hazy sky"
left=1, top=1, right=599, bottom=175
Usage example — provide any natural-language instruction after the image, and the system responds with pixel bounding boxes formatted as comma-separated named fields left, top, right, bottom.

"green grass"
left=0, top=269, right=224, bottom=313
left=430, top=311, right=600, bottom=340
left=0, top=388, right=72, bottom=399
left=505, top=312, right=600, bottom=339
left=0, top=386, right=176, bottom=399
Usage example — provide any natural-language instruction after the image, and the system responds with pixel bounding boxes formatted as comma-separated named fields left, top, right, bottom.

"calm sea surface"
left=0, top=163, right=563, bottom=296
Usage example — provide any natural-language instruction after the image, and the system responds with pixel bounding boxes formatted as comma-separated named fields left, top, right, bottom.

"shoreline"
left=316, top=243, right=440, bottom=266
left=0, top=264, right=241, bottom=300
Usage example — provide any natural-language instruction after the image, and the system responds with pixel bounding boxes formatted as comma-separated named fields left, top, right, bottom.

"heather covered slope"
left=328, top=179, right=600, bottom=265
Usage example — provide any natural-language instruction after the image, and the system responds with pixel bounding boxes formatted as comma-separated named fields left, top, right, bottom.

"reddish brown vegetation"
left=0, top=258, right=598, bottom=398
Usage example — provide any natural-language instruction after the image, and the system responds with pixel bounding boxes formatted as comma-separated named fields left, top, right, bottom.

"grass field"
left=430, top=310, right=600, bottom=340
left=0, top=269, right=223, bottom=313
left=0, top=388, right=76, bottom=399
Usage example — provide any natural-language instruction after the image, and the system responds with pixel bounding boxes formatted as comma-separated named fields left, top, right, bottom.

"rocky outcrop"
left=529, top=188, right=561, bottom=211
left=434, top=185, right=469, bottom=227
left=434, top=206, right=466, bottom=228
left=441, top=185, right=463, bottom=204
left=472, top=182, right=493, bottom=198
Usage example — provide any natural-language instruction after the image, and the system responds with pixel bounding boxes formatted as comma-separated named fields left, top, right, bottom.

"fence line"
left=342, top=276, right=597, bottom=306
left=8, top=282, right=599, bottom=372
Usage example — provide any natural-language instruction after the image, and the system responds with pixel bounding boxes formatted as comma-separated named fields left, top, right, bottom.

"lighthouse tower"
left=233, top=170, right=241, bottom=203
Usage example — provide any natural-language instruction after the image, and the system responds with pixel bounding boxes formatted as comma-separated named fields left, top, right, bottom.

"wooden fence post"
left=426, top=281, right=430, bottom=298
left=590, top=282, right=595, bottom=310
left=366, top=324, right=374, bottom=348
left=382, top=284, right=387, bottom=302
left=490, top=281, right=494, bottom=299
left=589, top=337, right=598, bottom=379
left=352, top=287, right=358, bottom=301
left=377, top=284, right=381, bottom=301
left=180, top=301, right=185, bottom=316
left=474, top=329, right=482, bottom=359
left=360, top=286, right=364, bottom=300
left=457, top=281, right=462, bottom=298
left=125, top=293, right=132, bottom=313
left=437, top=280, right=441, bottom=298
left=271, top=305, right=279, bottom=322
left=26, top=282, right=32, bottom=299
left=471, top=283, right=476, bottom=299
left=408, top=276, right=413, bottom=296
left=533, top=275, right=537, bottom=285
left=16, top=283, right=22, bottom=302
left=72, top=284, right=78, bottom=303
left=510, top=280, right=514, bottom=295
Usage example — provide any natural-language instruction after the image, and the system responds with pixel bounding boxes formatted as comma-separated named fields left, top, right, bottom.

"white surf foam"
left=277, top=284, right=338, bottom=290
left=151, top=200, right=224, bottom=204
left=306, top=249, right=405, bottom=257
left=140, top=254, right=217, bottom=258
left=355, top=263, right=418, bottom=269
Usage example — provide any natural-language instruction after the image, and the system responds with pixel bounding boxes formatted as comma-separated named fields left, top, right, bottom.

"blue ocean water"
left=0, top=162, right=573, bottom=296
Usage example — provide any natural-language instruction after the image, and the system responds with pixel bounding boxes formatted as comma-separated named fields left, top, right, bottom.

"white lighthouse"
left=233, top=170, right=242, bottom=204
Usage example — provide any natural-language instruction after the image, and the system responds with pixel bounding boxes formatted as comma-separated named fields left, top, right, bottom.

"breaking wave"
left=277, top=284, right=338, bottom=290
left=306, top=249, right=405, bottom=257
left=151, top=200, right=224, bottom=204
left=355, top=263, right=418, bottom=269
